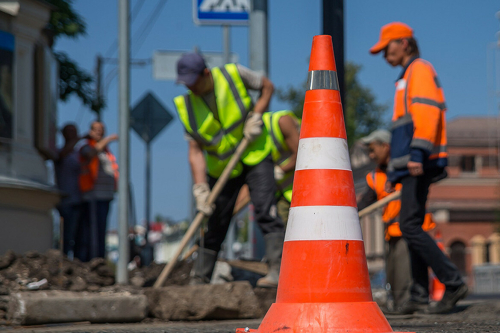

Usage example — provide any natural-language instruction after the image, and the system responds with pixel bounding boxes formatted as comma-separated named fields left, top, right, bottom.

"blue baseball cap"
left=176, top=53, right=207, bottom=86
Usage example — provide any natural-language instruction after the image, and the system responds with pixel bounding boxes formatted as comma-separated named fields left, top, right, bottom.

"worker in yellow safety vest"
left=357, top=129, right=436, bottom=312
left=173, top=53, right=285, bottom=288
left=262, top=110, right=300, bottom=226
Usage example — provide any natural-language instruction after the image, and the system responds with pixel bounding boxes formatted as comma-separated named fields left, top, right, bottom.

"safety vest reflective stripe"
left=390, top=113, right=412, bottom=129
left=391, top=154, right=411, bottom=169
left=411, top=97, right=446, bottom=110
left=184, top=95, right=223, bottom=147
left=220, top=66, right=250, bottom=118
left=263, top=110, right=298, bottom=203
left=269, top=114, right=288, bottom=156
left=306, top=70, right=339, bottom=90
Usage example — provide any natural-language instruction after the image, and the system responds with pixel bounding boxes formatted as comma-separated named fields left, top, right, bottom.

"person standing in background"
left=77, top=121, right=118, bottom=262
left=54, top=123, right=83, bottom=258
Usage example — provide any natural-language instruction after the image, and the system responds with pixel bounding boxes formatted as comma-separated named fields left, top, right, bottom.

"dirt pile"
left=0, top=250, right=193, bottom=294
left=0, top=250, right=115, bottom=293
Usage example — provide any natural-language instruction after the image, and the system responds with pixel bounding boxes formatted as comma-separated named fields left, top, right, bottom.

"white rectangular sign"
left=152, top=51, right=239, bottom=81
left=193, top=0, right=250, bottom=26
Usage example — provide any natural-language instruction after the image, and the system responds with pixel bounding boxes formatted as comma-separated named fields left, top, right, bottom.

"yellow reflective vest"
left=262, top=110, right=299, bottom=203
left=174, top=63, right=272, bottom=178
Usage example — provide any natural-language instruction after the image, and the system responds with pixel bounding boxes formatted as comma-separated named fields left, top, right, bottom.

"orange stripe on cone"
left=300, top=90, right=346, bottom=139
left=277, top=240, right=372, bottom=303
left=291, top=169, right=356, bottom=208
left=238, top=35, right=410, bottom=333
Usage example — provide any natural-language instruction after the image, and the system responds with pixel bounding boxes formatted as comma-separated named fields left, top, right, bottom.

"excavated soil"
left=0, top=249, right=192, bottom=293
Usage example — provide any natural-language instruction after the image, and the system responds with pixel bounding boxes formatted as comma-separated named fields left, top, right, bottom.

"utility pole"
left=223, top=25, right=230, bottom=65
left=95, top=54, right=103, bottom=121
left=322, top=0, right=345, bottom=114
left=249, top=0, right=268, bottom=76
left=117, top=0, right=130, bottom=284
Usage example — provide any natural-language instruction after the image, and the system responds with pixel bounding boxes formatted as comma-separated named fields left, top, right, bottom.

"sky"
left=54, top=0, right=500, bottom=230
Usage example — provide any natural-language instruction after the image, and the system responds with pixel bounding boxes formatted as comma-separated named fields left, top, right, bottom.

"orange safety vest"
left=389, top=57, right=448, bottom=183
left=79, top=139, right=119, bottom=193
left=366, top=169, right=435, bottom=240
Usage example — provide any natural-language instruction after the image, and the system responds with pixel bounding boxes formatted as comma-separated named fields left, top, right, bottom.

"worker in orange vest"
left=77, top=121, right=119, bottom=262
left=370, top=22, right=467, bottom=314
left=358, top=129, right=435, bottom=312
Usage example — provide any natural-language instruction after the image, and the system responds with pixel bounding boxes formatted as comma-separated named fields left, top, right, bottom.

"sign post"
left=131, top=92, right=173, bottom=264
left=193, top=0, right=250, bottom=68
left=193, top=0, right=250, bottom=26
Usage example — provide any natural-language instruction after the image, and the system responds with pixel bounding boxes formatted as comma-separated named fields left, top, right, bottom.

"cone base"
left=254, top=301, right=406, bottom=333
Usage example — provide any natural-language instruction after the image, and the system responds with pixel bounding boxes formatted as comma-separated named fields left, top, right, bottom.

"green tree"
left=45, top=0, right=104, bottom=114
left=276, top=61, right=388, bottom=147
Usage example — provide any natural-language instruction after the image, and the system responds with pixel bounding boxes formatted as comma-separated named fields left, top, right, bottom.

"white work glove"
left=243, top=112, right=263, bottom=142
left=193, top=183, right=214, bottom=216
left=274, top=165, right=285, bottom=181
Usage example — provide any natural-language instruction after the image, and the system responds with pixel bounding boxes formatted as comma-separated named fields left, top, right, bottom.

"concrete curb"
left=145, top=281, right=266, bottom=320
left=8, top=291, right=148, bottom=325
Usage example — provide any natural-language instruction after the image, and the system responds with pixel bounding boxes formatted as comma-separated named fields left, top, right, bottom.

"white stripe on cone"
left=285, top=206, right=363, bottom=242
left=295, top=137, right=352, bottom=171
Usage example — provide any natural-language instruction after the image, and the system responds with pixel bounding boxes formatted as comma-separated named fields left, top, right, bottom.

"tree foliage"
left=45, top=0, right=86, bottom=41
left=45, top=0, right=104, bottom=114
left=276, top=61, right=388, bottom=147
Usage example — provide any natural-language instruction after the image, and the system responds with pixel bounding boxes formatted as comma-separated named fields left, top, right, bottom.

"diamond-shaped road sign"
left=130, top=92, right=173, bottom=144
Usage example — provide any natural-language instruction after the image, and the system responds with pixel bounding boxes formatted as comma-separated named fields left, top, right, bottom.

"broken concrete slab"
left=145, top=281, right=262, bottom=320
left=8, top=291, right=147, bottom=325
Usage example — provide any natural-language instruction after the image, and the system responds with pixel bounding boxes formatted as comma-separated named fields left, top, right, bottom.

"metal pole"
left=145, top=141, right=151, bottom=239
left=322, top=0, right=345, bottom=111
left=223, top=25, right=230, bottom=65
left=249, top=0, right=268, bottom=76
left=117, top=0, right=130, bottom=284
left=95, top=54, right=102, bottom=121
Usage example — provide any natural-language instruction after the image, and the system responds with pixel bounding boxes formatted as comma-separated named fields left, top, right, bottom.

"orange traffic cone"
left=237, top=35, right=409, bottom=333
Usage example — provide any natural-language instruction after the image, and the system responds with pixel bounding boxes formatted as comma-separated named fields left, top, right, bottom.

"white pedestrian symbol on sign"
left=199, top=0, right=250, bottom=12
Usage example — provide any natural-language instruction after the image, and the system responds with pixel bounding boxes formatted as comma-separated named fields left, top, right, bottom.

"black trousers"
left=399, top=169, right=463, bottom=302
left=76, top=200, right=111, bottom=262
left=204, top=154, right=285, bottom=253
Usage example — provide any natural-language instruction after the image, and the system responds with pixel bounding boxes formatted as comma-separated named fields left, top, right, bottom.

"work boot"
left=256, top=232, right=284, bottom=288
left=189, top=247, right=218, bottom=285
left=393, top=299, right=428, bottom=315
left=426, top=283, right=468, bottom=314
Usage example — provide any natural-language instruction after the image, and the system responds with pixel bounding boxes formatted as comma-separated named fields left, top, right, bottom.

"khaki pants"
left=277, top=197, right=290, bottom=228
left=386, top=236, right=412, bottom=307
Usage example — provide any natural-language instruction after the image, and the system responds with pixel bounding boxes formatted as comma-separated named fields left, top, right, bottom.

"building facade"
left=427, top=117, right=500, bottom=286
left=0, top=1, right=59, bottom=254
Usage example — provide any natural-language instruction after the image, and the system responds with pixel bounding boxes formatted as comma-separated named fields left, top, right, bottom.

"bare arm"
left=278, top=115, right=300, bottom=173
left=81, top=134, right=118, bottom=159
left=252, top=76, right=274, bottom=115
left=188, top=140, right=207, bottom=184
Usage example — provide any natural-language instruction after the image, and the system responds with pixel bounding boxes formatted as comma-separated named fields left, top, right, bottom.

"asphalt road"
left=4, top=297, right=500, bottom=333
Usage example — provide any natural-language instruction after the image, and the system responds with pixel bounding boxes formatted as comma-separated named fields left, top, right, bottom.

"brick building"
left=427, top=117, right=500, bottom=285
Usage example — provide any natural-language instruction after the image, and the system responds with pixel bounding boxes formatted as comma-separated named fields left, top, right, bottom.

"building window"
left=482, top=155, right=498, bottom=168
left=460, top=156, right=476, bottom=173
left=0, top=31, right=14, bottom=140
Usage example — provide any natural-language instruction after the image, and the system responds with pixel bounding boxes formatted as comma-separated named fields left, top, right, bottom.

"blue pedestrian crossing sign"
left=193, top=0, right=250, bottom=26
